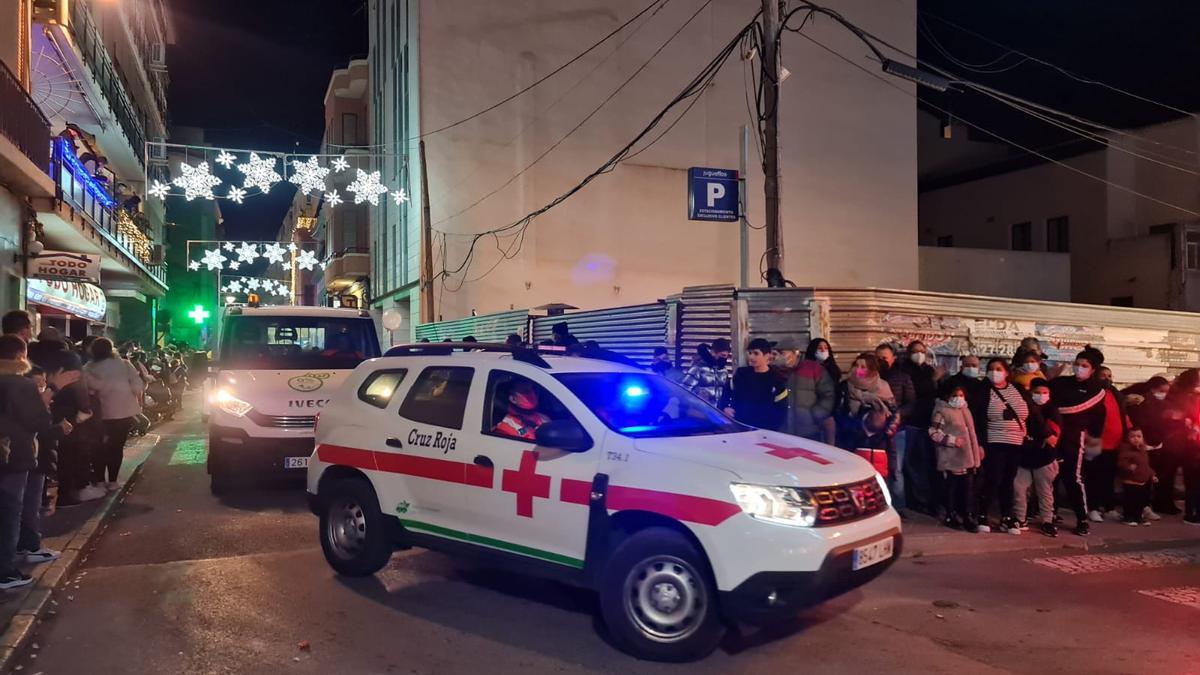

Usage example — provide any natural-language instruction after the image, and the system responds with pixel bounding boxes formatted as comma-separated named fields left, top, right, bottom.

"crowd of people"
left=681, top=334, right=1200, bottom=537
left=0, top=310, right=189, bottom=590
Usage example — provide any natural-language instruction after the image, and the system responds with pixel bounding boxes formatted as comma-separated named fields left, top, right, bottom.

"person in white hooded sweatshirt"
left=83, top=338, right=143, bottom=489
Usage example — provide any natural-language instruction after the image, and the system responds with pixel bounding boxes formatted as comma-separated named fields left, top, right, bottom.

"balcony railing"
left=50, top=137, right=165, bottom=286
left=0, top=60, right=51, bottom=170
left=64, top=0, right=148, bottom=162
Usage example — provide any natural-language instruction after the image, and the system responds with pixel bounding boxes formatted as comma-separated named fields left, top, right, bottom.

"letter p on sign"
left=706, top=182, right=725, bottom=207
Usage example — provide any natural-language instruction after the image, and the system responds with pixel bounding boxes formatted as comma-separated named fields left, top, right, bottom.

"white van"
left=307, top=343, right=900, bottom=661
left=208, top=305, right=381, bottom=492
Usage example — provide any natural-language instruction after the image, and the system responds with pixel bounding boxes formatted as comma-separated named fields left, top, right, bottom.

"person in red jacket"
left=1083, top=366, right=1130, bottom=522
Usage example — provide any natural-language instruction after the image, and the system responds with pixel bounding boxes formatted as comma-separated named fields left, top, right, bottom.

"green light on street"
left=188, top=305, right=211, bottom=324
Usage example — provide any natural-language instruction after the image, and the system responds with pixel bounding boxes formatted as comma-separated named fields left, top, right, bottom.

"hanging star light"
left=262, top=242, right=287, bottom=265
left=187, top=260, right=200, bottom=271
left=200, top=248, right=227, bottom=271
left=288, top=156, right=330, bottom=195
left=287, top=242, right=298, bottom=252
left=226, top=279, right=243, bottom=293
left=148, top=180, right=171, bottom=200
left=330, top=155, right=350, bottom=173
left=296, top=249, right=319, bottom=271
left=391, top=188, right=409, bottom=206
left=237, top=152, right=282, bottom=192
left=223, top=242, right=236, bottom=252
left=226, top=186, right=247, bottom=204
left=215, top=150, right=237, bottom=169
left=171, top=161, right=222, bottom=201
left=228, top=261, right=241, bottom=270
left=235, top=242, right=260, bottom=263
left=347, top=169, right=390, bottom=206
left=324, top=189, right=343, bottom=208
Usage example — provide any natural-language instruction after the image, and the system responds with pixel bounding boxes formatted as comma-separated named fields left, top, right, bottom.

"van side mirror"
left=535, top=419, right=592, bottom=452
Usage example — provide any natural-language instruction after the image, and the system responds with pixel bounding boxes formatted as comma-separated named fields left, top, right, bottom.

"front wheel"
left=598, top=527, right=724, bottom=662
left=318, top=477, right=393, bottom=576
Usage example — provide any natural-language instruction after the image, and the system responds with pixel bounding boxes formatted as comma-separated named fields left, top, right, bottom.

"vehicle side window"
left=399, top=366, right=474, bottom=429
left=482, top=370, right=575, bottom=443
left=357, top=369, right=408, bottom=409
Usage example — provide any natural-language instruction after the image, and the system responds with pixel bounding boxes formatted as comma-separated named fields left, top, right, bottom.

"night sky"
left=165, top=0, right=1199, bottom=238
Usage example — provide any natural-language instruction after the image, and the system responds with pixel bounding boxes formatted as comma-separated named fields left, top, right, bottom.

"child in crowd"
left=929, top=383, right=987, bottom=533
left=1117, top=428, right=1156, bottom=526
left=1013, top=378, right=1062, bottom=537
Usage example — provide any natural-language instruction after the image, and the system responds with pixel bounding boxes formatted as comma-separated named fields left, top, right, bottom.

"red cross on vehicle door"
left=464, top=369, right=603, bottom=567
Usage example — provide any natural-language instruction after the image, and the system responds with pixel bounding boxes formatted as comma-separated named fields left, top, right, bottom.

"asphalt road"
left=14, top=405, right=1200, bottom=674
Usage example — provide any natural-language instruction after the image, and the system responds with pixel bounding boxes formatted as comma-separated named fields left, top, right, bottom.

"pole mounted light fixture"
left=882, top=59, right=953, bottom=92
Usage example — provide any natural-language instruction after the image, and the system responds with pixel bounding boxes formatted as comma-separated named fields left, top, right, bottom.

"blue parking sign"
left=687, top=167, right=739, bottom=222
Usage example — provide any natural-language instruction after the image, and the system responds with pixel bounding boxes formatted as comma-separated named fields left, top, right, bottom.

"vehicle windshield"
left=555, top=372, right=745, bottom=438
left=219, top=315, right=380, bottom=370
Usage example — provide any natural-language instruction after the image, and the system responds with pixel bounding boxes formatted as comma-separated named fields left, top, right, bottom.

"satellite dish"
left=381, top=309, right=404, bottom=331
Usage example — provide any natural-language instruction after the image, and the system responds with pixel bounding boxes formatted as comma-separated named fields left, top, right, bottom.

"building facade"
left=0, top=0, right=175, bottom=343
left=920, top=116, right=1200, bottom=312
left=365, top=0, right=918, bottom=328
left=320, top=60, right=371, bottom=310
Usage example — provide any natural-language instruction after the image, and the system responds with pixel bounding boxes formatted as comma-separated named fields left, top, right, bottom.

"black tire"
left=598, top=527, right=724, bottom=662
left=318, top=477, right=393, bottom=577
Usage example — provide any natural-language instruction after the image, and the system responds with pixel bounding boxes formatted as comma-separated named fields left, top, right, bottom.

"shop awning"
left=26, top=278, right=107, bottom=322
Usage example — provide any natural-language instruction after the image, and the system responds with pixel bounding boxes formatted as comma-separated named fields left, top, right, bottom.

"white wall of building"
left=377, top=0, right=917, bottom=320
left=919, top=246, right=1070, bottom=302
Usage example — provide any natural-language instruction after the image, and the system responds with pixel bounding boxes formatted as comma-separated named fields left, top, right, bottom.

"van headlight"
left=874, top=472, right=892, bottom=507
left=211, top=387, right=253, bottom=417
left=729, top=483, right=817, bottom=527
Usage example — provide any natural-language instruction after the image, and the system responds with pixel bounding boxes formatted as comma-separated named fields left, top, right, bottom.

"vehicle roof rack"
left=383, top=342, right=552, bottom=368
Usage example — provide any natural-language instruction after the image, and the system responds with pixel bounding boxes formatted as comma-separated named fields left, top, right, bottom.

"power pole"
left=760, top=0, right=784, bottom=278
left=418, top=140, right=435, bottom=324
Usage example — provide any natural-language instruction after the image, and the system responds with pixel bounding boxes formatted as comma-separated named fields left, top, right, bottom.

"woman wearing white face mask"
left=1050, top=347, right=1108, bottom=535
left=929, top=383, right=985, bottom=532
left=804, top=339, right=842, bottom=445
left=977, top=358, right=1035, bottom=534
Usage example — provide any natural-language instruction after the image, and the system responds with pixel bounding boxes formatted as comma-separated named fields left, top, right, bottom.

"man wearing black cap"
left=723, top=338, right=786, bottom=430
left=1050, top=346, right=1108, bottom=535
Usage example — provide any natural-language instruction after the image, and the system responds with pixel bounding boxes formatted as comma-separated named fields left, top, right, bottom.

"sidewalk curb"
left=902, top=528, right=1200, bottom=559
left=0, top=455, right=150, bottom=671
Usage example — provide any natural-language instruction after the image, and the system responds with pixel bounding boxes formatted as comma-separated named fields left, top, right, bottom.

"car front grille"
left=247, top=411, right=316, bottom=429
left=811, top=478, right=888, bottom=526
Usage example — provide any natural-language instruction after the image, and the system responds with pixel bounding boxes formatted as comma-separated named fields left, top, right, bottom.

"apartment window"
left=936, top=235, right=954, bottom=248
left=1187, top=232, right=1200, bottom=271
left=1011, top=222, right=1032, bottom=251
left=339, top=210, right=359, bottom=251
left=1047, top=216, right=1070, bottom=253
left=341, top=113, right=358, bottom=146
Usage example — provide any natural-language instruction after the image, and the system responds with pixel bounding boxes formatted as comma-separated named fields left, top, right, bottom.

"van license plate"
left=284, top=457, right=309, bottom=469
left=852, top=536, right=894, bottom=571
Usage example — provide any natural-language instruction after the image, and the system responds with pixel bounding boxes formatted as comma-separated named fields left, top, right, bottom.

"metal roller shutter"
left=414, top=309, right=529, bottom=343
left=530, top=302, right=668, bottom=367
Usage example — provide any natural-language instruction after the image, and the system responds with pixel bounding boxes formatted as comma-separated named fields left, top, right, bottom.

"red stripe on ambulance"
left=316, top=444, right=494, bottom=488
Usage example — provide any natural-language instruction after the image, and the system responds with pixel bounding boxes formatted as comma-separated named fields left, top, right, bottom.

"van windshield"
left=219, top=315, right=380, bottom=370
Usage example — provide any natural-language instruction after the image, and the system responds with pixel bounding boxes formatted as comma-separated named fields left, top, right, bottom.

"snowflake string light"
left=330, top=156, right=350, bottom=173
left=223, top=242, right=236, bottom=252
left=226, top=280, right=243, bottom=293
left=391, top=188, right=409, bottom=205
left=237, top=152, right=282, bottom=192
left=288, top=156, right=330, bottom=195
left=187, top=260, right=200, bottom=271
left=229, top=261, right=241, bottom=271
left=235, top=242, right=260, bottom=263
left=148, top=180, right=171, bottom=200
left=226, top=186, right=247, bottom=204
left=262, top=243, right=287, bottom=265
left=296, top=249, right=319, bottom=271
left=347, top=169, right=390, bottom=206
left=287, top=242, right=298, bottom=252
left=172, top=161, right=222, bottom=201
left=200, top=248, right=227, bottom=271
left=324, top=189, right=343, bottom=208
left=215, top=150, right=237, bottom=169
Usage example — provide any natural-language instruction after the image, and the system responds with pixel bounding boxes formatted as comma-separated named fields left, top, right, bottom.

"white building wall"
left=383, top=0, right=917, bottom=320
left=918, top=246, right=1070, bottom=302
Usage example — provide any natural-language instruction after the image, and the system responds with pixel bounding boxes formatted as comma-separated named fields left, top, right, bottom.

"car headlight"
left=874, top=472, right=893, bottom=508
left=730, top=483, right=817, bottom=527
left=211, top=387, right=253, bottom=417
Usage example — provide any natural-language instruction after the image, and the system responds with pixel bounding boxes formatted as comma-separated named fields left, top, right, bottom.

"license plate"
left=284, top=456, right=310, bottom=469
left=852, top=536, right=894, bottom=571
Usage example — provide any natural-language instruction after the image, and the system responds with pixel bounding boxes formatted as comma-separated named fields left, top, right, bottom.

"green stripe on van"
left=398, top=519, right=584, bottom=569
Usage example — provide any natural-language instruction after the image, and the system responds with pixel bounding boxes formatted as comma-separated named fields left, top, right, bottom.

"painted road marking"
left=1028, top=548, right=1200, bottom=575
left=1138, top=586, right=1200, bottom=610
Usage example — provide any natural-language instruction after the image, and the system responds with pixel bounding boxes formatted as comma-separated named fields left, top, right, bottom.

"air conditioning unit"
left=149, top=245, right=165, bottom=266
left=148, top=43, right=167, bottom=72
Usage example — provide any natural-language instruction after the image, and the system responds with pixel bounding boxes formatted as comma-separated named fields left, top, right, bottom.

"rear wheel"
left=318, top=477, right=393, bottom=576
left=598, top=527, right=724, bottom=662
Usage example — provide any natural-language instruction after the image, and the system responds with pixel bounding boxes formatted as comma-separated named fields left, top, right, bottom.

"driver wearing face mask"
left=495, top=381, right=552, bottom=441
